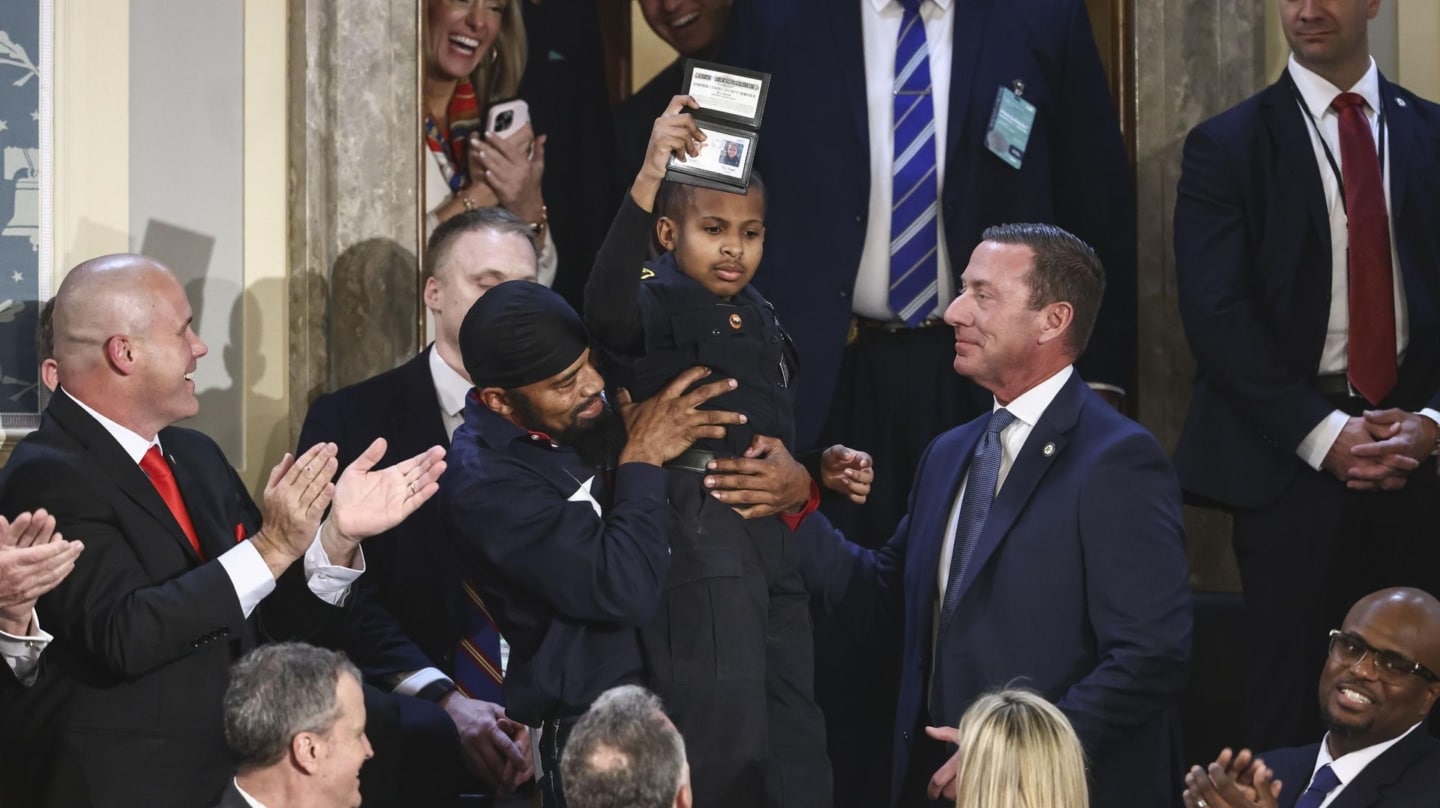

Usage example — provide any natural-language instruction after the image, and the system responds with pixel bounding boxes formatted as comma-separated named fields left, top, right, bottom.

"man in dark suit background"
left=1174, top=0, right=1440, bottom=751
left=797, top=224, right=1190, bottom=807
left=0, top=254, right=445, bottom=808
left=298, top=208, right=538, bottom=802
left=216, top=643, right=374, bottom=808
left=1183, top=587, right=1440, bottom=808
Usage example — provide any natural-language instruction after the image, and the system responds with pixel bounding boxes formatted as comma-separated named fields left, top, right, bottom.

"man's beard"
left=509, top=390, right=629, bottom=469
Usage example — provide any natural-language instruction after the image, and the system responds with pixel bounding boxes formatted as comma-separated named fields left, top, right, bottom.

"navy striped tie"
left=890, top=0, right=941, bottom=327
left=454, top=579, right=506, bottom=705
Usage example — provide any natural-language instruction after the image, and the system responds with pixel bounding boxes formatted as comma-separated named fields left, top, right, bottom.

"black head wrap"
left=460, top=280, right=590, bottom=389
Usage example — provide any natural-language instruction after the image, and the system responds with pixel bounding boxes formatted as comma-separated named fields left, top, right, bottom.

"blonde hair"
left=953, top=689, right=1089, bottom=808
left=469, top=0, right=527, bottom=105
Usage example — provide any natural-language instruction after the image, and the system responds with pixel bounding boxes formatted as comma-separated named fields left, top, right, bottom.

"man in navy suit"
left=298, top=209, right=539, bottom=802
left=1182, top=587, right=1440, bottom=808
left=796, top=224, right=1190, bottom=808
left=1174, top=0, right=1440, bottom=751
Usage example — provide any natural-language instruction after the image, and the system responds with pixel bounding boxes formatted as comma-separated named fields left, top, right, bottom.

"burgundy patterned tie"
left=1332, top=92, right=1396, bottom=405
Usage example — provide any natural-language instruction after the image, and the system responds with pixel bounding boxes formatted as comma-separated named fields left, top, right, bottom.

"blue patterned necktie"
left=454, top=580, right=506, bottom=705
left=890, top=0, right=941, bottom=327
left=1294, top=764, right=1340, bottom=808
left=940, top=408, right=1016, bottom=624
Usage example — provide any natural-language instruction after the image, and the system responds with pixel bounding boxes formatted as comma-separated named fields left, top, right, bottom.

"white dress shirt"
left=1287, top=56, right=1440, bottom=468
left=68, top=390, right=363, bottom=617
left=853, top=0, right=956, bottom=322
left=934, top=365, right=1073, bottom=633
left=232, top=779, right=268, bottom=808
left=1305, top=722, right=1421, bottom=808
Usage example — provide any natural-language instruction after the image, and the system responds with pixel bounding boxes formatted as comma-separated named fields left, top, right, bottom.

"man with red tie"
left=1174, top=0, right=1440, bottom=752
left=0, top=254, right=446, bottom=808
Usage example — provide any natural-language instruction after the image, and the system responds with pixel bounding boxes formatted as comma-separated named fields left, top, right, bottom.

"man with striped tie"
left=298, top=209, right=541, bottom=804
left=1182, top=587, right=1440, bottom=808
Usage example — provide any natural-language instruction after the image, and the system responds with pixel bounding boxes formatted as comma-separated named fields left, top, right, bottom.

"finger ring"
left=1197, top=800, right=1208, bottom=808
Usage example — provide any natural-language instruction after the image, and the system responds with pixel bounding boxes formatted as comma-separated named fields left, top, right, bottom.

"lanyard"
left=1291, top=80, right=1387, bottom=214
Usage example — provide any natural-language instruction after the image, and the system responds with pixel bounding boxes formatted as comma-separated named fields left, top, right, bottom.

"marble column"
left=1133, top=0, right=1268, bottom=592
left=288, top=0, right=422, bottom=438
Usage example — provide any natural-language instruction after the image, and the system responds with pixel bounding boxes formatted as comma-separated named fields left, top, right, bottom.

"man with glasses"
left=1182, top=587, right=1440, bottom=808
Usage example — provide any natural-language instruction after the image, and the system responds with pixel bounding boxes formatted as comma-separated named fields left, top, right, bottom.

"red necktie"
left=140, top=445, right=204, bottom=559
left=1332, top=92, right=1397, bottom=405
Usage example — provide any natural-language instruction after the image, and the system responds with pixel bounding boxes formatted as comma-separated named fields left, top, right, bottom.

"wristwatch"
left=416, top=677, right=458, bottom=703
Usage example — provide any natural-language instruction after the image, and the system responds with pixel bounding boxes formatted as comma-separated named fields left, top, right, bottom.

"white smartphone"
left=486, top=99, right=530, bottom=139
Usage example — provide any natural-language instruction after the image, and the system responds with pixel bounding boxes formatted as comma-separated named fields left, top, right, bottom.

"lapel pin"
left=729, top=313, right=743, bottom=329
left=1042, top=442, right=1055, bottom=457
left=1396, top=97, right=1407, bottom=108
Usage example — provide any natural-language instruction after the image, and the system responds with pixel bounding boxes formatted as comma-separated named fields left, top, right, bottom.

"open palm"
left=330, top=438, right=447, bottom=544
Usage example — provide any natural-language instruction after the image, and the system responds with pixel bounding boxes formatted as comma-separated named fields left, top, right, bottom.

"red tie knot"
left=1331, top=92, right=1368, bottom=114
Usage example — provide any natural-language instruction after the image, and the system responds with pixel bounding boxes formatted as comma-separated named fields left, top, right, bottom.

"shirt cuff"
left=304, top=524, right=366, bottom=607
left=394, top=666, right=452, bottom=697
left=780, top=480, right=822, bottom=532
left=219, top=539, right=279, bottom=619
left=1418, top=408, right=1440, bottom=427
left=1297, top=409, right=1350, bottom=471
left=0, top=611, right=53, bottom=687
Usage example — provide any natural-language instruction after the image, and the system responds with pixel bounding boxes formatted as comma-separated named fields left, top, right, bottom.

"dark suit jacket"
left=0, top=390, right=341, bottom=808
left=298, top=347, right=462, bottom=682
left=728, top=0, right=1136, bottom=450
left=1173, top=70, right=1440, bottom=508
left=798, top=372, right=1192, bottom=807
left=1263, top=728, right=1440, bottom=807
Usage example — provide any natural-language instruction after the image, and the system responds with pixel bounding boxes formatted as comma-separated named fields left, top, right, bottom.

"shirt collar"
left=1314, top=722, right=1422, bottom=787
left=462, top=392, right=563, bottom=451
left=868, top=0, right=953, bottom=13
left=232, top=779, right=269, bottom=808
left=991, top=365, right=1073, bottom=428
left=63, top=387, right=160, bottom=464
left=1288, top=53, right=1381, bottom=120
left=428, top=343, right=473, bottom=419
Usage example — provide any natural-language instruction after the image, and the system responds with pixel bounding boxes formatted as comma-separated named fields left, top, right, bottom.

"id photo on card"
left=666, top=123, right=757, bottom=191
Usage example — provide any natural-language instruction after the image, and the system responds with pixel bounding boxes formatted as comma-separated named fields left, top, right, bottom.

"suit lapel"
left=915, top=422, right=985, bottom=622
left=1267, top=71, right=1331, bottom=247
left=49, top=391, right=202, bottom=561
left=943, top=0, right=993, bottom=165
left=1329, top=728, right=1438, bottom=808
left=166, top=442, right=233, bottom=559
left=947, top=373, right=1085, bottom=614
left=1379, top=75, right=1413, bottom=224
left=394, top=348, right=452, bottom=454
left=831, top=1, right=869, bottom=155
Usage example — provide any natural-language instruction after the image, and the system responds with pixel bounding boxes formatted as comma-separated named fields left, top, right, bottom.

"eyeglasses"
left=1328, top=630, right=1440, bottom=683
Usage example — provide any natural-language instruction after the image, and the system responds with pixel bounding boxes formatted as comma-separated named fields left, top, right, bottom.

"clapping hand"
left=321, top=438, right=447, bottom=565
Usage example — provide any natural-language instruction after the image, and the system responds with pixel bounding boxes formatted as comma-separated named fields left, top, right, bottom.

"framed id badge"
left=985, top=83, right=1036, bottom=170
left=665, top=59, right=771, bottom=192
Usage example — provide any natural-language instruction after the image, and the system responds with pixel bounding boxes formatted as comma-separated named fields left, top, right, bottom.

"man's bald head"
left=54, top=254, right=175, bottom=370
left=51, top=253, right=207, bottom=439
left=1344, top=588, right=1440, bottom=673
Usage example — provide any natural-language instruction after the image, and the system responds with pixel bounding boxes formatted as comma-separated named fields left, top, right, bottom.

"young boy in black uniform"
left=584, top=96, right=872, bottom=808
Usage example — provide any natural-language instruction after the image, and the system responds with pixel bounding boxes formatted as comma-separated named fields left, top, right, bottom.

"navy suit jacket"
left=1262, top=729, right=1440, bottom=807
left=1173, top=71, right=1440, bottom=508
left=798, top=372, right=1191, bottom=807
left=0, top=390, right=340, bottom=808
left=298, top=348, right=463, bottom=681
left=728, top=0, right=1136, bottom=450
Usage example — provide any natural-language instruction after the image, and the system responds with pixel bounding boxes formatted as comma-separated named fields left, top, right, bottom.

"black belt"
left=665, top=448, right=718, bottom=474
